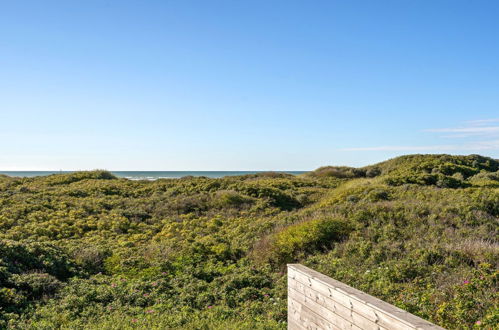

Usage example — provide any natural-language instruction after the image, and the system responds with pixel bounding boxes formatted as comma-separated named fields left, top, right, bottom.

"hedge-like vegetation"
left=0, top=154, right=497, bottom=329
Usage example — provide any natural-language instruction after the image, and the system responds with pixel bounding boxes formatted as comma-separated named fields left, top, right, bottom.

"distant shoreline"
left=0, top=171, right=307, bottom=180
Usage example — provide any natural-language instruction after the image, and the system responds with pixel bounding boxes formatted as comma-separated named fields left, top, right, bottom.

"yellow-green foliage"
left=271, top=218, right=352, bottom=265
left=0, top=155, right=498, bottom=329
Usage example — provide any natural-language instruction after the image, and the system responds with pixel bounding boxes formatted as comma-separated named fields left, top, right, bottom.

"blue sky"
left=1, top=0, right=498, bottom=170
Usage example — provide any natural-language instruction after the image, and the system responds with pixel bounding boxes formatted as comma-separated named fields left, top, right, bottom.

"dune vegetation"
left=0, top=154, right=497, bottom=329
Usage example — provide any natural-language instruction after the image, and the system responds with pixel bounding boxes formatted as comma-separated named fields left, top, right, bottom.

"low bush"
left=0, top=154, right=497, bottom=329
left=308, top=166, right=366, bottom=178
left=269, top=218, right=352, bottom=265
left=212, top=190, right=255, bottom=209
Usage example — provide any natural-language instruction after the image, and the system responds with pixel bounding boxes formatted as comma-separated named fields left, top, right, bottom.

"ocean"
left=0, top=171, right=307, bottom=180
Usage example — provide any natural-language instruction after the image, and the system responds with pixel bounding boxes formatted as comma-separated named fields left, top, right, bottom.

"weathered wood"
left=289, top=317, right=307, bottom=330
left=289, top=280, right=386, bottom=330
left=289, top=288, right=363, bottom=330
left=288, top=269, right=407, bottom=329
left=288, top=264, right=445, bottom=330
left=289, top=295, right=338, bottom=330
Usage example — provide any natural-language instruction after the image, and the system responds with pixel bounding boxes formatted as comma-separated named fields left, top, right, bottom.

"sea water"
left=0, top=171, right=307, bottom=180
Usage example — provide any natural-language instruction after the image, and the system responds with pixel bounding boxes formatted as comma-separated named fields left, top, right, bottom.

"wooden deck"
left=288, top=264, right=445, bottom=330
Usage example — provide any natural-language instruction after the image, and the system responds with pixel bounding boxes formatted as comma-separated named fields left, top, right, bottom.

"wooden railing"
left=288, top=264, right=444, bottom=330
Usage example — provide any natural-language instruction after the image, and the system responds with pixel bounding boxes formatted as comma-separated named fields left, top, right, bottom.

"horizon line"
left=0, top=169, right=310, bottom=172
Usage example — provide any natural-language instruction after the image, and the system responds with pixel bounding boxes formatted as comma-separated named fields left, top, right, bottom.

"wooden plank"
left=289, top=294, right=317, bottom=329
left=289, top=295, right=339, bottom=330
left=289, top=278, right=388, bottom=330
left=288, top=267, right=412, bottom=329
left=288, top=317, right=306, bottom=330
left=288, top=298, right=306, bottom=330
left=289, top=288, right=363, bottom=330
left=288, top=265, right=445, bottom=330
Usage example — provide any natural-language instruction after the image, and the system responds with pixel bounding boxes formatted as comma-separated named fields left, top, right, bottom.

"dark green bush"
left=46, top=170, right=116, bottom=185
left=10, top=272, right=62, bottom=300
left=309, top=166, right=366, bottom=178
left=0, top=240, right=78, bottom=323
left=72, top=246, right=110, bottom=275
left=365, top=188, right=390, bottom=202
left=241, top=185, right=300, bottom=210
left=213, top=190, right=254, bottom=209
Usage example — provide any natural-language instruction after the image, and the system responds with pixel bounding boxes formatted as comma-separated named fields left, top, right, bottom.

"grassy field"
left=0, top=154, right=497, bottom=329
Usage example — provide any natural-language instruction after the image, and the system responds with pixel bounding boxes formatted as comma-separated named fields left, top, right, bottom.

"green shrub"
left=436, top=174, right=469, bottom=188
left=270, top=218, right=352, bottom=265
left=0, top=240, right=78, bottom=323
left=72, top=246, right=110, bottom=275
left=213, top=190, right=254, bottom=209
left=308, top=166, right=366, bottom=178
left=365, top=167, right=381, bottom=177
left=168, top=194, right=210, bottom=214
left=10, top=273, right=62, bottom=300
left=45, top=170, right=116, bottom=185
left=241, top=185, right=300, bottom=210
left=365, top=188, right=390, bottom=202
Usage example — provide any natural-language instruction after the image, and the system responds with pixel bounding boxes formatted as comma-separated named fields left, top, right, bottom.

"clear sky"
left=1, top=0, right=498, bottom=170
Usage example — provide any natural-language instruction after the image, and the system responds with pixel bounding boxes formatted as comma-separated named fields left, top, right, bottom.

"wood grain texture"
left=288, top=264, right=445, bottom=330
